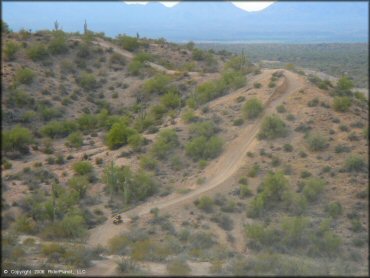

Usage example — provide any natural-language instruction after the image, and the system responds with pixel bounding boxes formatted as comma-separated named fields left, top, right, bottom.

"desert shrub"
left=128, top=60, right=144, bottom=75
left=14, top=68, right=35, bottom=85
left=7, top=89, right=35, bottom=108
left=108, top=235, right=130, bottom=254
left=307, top=98, right=319, bottom=107
left=193, top=79, right=226, bottom=105
left=48, top=30, right=68, bottom=54
left=67, top=132, right=83, bottom=148
left=2, top=125, right=33, bottom=154
left=254, top=82, right=262, bottom=88
left=117, top=35, right=140, bottom=51
left=38, top=106, right=63, bottom=121
left=4, top=40, right=20, bottom=60
left=335, top=144, right=351, bottom=153
left=185, top=135, right=223, bottom=161
left=78, top=72, right=97, bottom=90
left=281, top=216, right=310, bottom=247
left=248, top=163, right=260, bottom=177
left=44, top=215, right=87, bottom=239
left=41, top=243, right=66, bottom=257
left=167, top=259, right=191, bottom=276
left=325, top=202, right=343, bottom=218
left=181, top=108, right=197, bottom=123
left=103, top=163, right=157, bottom=204
left=233, top=118, right=244, bottom=126
left=258, top=114, right=288, bottom=140
left=189, top=121, right=217, bottom=138
left=128, top=133, right=144, bottom=151
left=247, top=171, right=289, bottom=217
left=140, top=155, right=157, bottom=171
left=245, top=223, right=277, bottom=248
left=345, top=155, right=366, bottom=172
left=151, top=129, right=179, bottom=160
left=109, top=52, right=126, bottom=66
left=27, top=43, right=48, bottom=61
left=224, top=55, right=249, bottom=72
left=221, top=69, right=246, bottom=89
left=276, top=104, right=286, bottom=113
left=211, top=213, right=234, bottom=231
left=283, top=143, right=293, bottom=152
left=335, top=76, right=353, bottom=96
left=160, top=90, right=181, bottom=110
left=117, top=258, right=140, bottom=274
left=243, top=98, right=263, bottom=119
left=106, top=121, right=137, bottom=150
left=306, top=132, right=328, bottom=151
left=195, top=196, right=214, bottom=212
left=143, top=74, right=172, bottom=95
left=333, top=96, right=351, bottom=112
left=14, top=216, right=37, bottom=234
left=302, top=178, right=325, bottom=202
left=77, top=114, right=98, bottom=131
left=73, top=161, right=93, bottom=176
left=68, top=175, right=90, bottom=199
left=41, top=120, right=78, bottom=138
left=239, top=184, right=252, bottom=198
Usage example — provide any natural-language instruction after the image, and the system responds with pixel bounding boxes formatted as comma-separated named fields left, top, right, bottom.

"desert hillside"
left=1, top=26, right=369, bottom=276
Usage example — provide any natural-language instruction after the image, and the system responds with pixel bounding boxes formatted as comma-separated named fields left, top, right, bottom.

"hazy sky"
left=125, top=1, right=275, bottom=11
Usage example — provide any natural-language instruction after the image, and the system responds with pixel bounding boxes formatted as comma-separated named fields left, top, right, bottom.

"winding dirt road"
left=87, top=70, right=304, bottom=247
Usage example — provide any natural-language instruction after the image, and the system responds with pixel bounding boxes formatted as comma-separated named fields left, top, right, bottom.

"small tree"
left=306, top=133, right=328, bottom=151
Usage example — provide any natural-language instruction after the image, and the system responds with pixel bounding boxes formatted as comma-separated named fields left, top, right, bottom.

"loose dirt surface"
left=87, top=69, right=304, bottom=248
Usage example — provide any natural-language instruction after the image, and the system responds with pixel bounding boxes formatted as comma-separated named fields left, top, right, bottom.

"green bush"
left=128, top=60, right=144, bottom=75
left=48, top=30, right=68, bottom=54
left=140, top=155, right=157, bottom=171
left=306, top=132, right=328, bottom=151
left=77, top=114, right=98, bottom=131
left=167, top=259, right=191, bottom=276
left=4, top=41, right=20, bottom=61
left=258, top=114, right=288, bottom=139
left=160, top=90, right=181, bottom=110
left=193, top=79, right=226, bottom=105
left=247, top=163, right=260, bottom=177
left=333, top=96, right=351, bottom=112
left=240, top=184, right=252, bottom=198
left=143, top=74, right=172, bottom=95
left=302, top=178, right=325, bottom=202
left=78, top=72, right=97, bottom=90
left=2, top=125, right=33, bottom=154
left=151, top=129, right=179, bottom=160
left=243, top=98, right=263, bottom=119
left=117, top=35, right=140, bottom=51
left=14, top=216, right=37, bottom=234
left=67, top=132, right=83, bottom=148
left=325, top=202, right=343, bottom=218
left=335, top=76, right=353, bottom=96
left=276, top=104, right=287, bottom=113
left=185, top=135, right=223, bottom=161
left=221, top=69, right=246, bottom=89
left=103, top=163, right=157, bottom=204
left=195, top=196, right=214, bottom=212
left=14, top=68, right=35, bottom=85
left=106, top=121, right=137, bottom=150
left=27, top=43, right=48, bottom=61
left=73, top=161, right=93, bottom=176
left=345, top=155, right=366, bottom=172
left=189, top=121, right=217, bottom=138
left=7, top=89, right=35, bottom=108
left=182, top=108, right=197, bottom=123
left=41, top=120, right=78, bottom=138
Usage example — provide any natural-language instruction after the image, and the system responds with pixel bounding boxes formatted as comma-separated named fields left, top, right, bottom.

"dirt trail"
left=87, top=70, right=304, bottom=247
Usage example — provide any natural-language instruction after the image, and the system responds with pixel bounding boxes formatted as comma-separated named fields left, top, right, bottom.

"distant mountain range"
left=2, top=1, right=368, bottom=43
